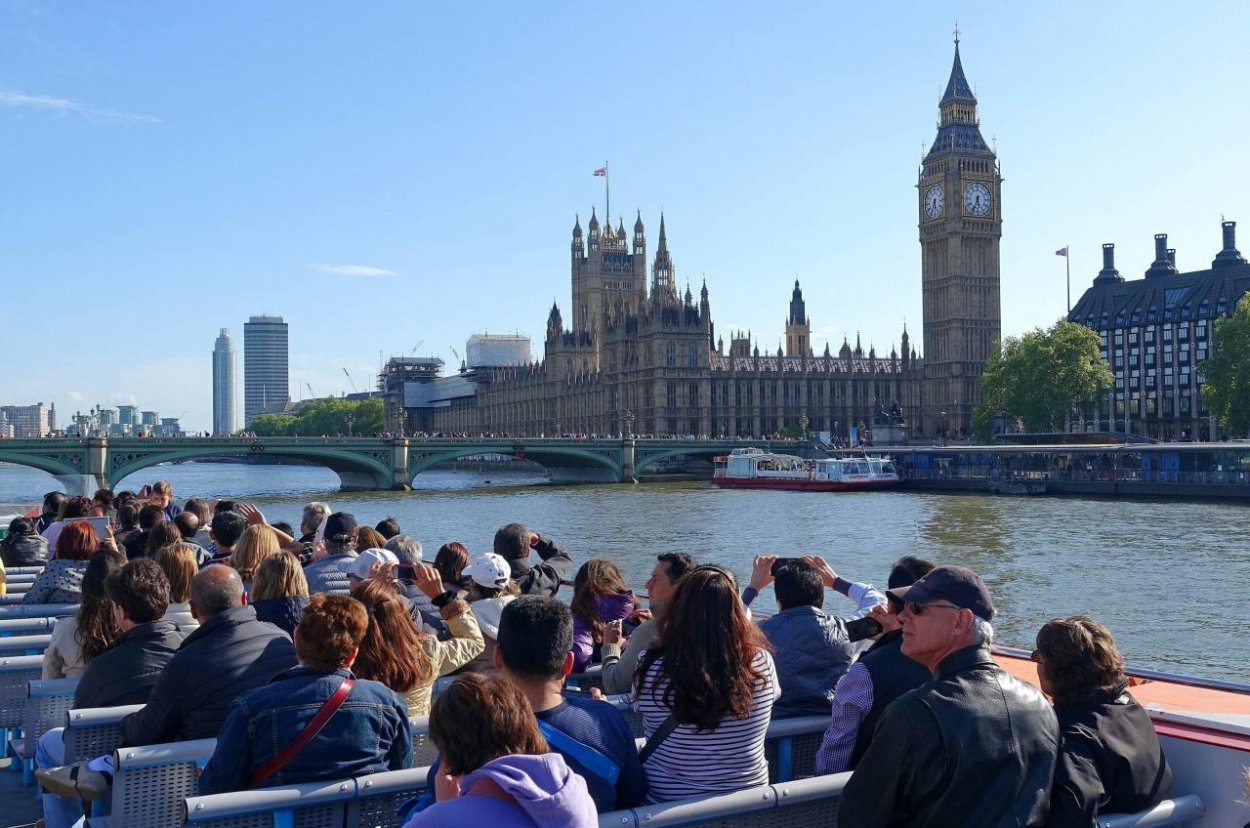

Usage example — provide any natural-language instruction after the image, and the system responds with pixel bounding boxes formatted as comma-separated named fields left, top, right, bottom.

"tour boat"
left=712, top=447, right=903, bottom=491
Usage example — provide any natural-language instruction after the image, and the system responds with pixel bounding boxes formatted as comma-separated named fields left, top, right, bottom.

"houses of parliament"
left=421, top=43, right=1001, bottom=441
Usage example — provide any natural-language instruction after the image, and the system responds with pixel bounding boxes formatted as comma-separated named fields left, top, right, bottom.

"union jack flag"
left=593, top=166, right=607, bottom=176
left=1055, top=246, right=1069, bottom=257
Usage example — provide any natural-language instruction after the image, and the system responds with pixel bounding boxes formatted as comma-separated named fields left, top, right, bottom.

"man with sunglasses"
left=838, top=565, right=1059, bottom=828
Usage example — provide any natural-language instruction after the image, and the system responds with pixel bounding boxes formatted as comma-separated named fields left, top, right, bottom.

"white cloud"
left=0, top=90, right=159, bottom=125
left=313, top=264, right=397, bottom=278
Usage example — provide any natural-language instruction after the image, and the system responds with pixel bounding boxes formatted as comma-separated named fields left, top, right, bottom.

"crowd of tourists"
left=3, top=482, right=1173, bottom=828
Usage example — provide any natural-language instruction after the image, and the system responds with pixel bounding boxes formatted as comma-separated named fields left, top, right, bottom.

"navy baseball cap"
left=886, top=565, right=995, bottom=622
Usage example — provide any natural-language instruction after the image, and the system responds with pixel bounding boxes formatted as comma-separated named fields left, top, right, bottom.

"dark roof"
left=1070, top=259, right=1250, bottom=330
left=925, top=123, right=994, bottom=161
left=941, top=44, right=977, bottom=105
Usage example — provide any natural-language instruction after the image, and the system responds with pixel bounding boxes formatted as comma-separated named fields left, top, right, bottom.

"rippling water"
left=2, top=462, right=1246, bottom=681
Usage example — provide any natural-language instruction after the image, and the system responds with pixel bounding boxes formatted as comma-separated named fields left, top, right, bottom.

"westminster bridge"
left=0, top=436, right=804, bottom=494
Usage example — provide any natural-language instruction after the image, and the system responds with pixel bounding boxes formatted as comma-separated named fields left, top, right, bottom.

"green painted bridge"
left=0, top=436, right=804, bottom=494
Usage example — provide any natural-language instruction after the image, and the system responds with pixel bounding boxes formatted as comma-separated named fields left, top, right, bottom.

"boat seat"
left=1100, top=794, right=1205, bottom=827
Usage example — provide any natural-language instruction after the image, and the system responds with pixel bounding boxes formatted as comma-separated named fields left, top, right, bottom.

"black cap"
left=886, top=565, right=995, bottom=622
left=323, top=512, right=357, bottom=544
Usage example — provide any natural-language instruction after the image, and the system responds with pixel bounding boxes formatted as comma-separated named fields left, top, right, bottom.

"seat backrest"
left=599, top=772, right=851, bottom=828
left=345, top=766, right=432, bottom=828
left=760, top=716, right=831, bottom=782
left=0, top=603, right=78, bottom=619
left=24, top=678, right=78, bottom=745
left=112, top=738, right=217, bottom=828
left=0, top=633, right=52, bottom=656
left=63, top=703, right=143, bottom=764
left=0, top=655, right=43, bottom=728
left=183, top=777, right=355, bottom=828
left=0, top=616, right=53, bottom=635
left=1100, top=795, right=1206, bottom=827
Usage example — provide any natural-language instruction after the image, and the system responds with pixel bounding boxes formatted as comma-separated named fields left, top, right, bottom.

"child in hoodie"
left=404, top=673, right=598, bottom=828
left=569, top=558, right=635, bottom=673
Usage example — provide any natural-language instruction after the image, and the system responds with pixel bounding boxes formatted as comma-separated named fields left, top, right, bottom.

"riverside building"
left=212, top=328, right=238, bottom=436
left=1069, top=222, right=1249, bottom=441
left=244, top=315, right=290, bottom=426
left=389, top=43, right=1001, bottom=440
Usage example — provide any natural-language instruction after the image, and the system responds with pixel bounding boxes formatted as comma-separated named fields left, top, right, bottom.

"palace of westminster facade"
left=419, top=44, right=1002, bottom=440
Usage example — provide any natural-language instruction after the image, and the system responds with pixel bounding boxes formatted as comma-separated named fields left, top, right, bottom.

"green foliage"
left=245, top=398, right=385, bottom=437
left=974, top=320, right=1113, bottom=440
left=1200, top=294, right=1250, bottom=436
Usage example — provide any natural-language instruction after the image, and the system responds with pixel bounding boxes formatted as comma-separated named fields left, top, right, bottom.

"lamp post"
left=941, top=411, right=948, bottom=446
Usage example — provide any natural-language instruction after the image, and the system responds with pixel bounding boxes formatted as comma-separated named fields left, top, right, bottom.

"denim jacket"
left=199, top=666, right=411, bottom=794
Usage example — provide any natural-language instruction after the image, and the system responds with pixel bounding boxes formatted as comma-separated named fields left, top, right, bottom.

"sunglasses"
left=906, top=601, right=962, bottom=616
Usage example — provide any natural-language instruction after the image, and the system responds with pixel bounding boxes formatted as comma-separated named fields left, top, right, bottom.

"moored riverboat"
left=712, top=447, right=902, bottom=491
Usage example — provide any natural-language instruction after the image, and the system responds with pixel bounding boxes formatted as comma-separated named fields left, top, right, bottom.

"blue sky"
left=3, top=1, right=1249, bottom=433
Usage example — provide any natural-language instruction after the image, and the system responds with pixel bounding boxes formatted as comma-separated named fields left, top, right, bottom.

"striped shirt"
left=634, top=650, right=780, bottom=803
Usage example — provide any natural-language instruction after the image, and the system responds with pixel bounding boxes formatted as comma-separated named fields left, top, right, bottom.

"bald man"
left=120, top=565, right=298, bottom=746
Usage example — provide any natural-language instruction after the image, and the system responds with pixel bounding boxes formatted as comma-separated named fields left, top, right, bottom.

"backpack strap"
left=537, top=720, right=621, bottom=787
left=638, top=713, right=679, bottom=763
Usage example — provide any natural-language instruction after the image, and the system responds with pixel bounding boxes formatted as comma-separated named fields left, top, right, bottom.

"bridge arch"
left=108, top=442, right=395, bottom=492
left=409, top=443, right=622, bottom=484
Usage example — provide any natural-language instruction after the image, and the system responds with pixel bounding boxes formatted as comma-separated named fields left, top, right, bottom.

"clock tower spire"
left=918, top=36, right=1001, bottom=439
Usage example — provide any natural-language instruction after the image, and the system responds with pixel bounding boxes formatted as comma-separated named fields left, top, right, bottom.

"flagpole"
left=1066, top=243, right=1071, bottom=315
left=604, top=160, right=610, bottom=226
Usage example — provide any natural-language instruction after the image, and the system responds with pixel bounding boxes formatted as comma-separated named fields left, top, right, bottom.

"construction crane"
left=342, top=368, right=359, bottom=393
left=411, top=340, right=424, bottom=355
left=305, top=382, right=315, bottom=399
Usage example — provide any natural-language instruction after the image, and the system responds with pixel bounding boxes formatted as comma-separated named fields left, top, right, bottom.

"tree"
left=974, top=320, right=1113, bottom=441
left=243, top=398, right=385, bottom=437
left=1200, top=294, right=1250, bottom=436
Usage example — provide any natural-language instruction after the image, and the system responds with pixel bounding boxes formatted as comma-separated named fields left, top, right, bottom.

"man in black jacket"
left=119, top=564, right=298, bottom=745
left=839, top=565, right=1060, bottom=828
left=76, top=559, right=184, bottom=708
left=36, top=559, right=185, bottom=827
left=492, top=522, right=572, bottom=597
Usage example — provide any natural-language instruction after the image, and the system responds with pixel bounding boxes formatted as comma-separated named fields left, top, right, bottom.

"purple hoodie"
left=571, top=591, right=636, bottom=672
left=403, top=753, right=598, bottom=828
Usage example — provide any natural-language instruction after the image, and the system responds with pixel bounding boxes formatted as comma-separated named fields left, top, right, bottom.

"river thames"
left=1, top=462, right=1245, bottom=682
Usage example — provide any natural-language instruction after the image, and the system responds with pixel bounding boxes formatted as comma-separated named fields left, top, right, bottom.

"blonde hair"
left=252, top=552, right=309, bottom=601
left=230, top=524, right=280, bottom=582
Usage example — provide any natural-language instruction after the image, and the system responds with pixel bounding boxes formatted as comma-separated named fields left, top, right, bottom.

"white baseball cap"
left=463, top=553, right=511, bottom=589
left=348, top=547, right=399, bottom=581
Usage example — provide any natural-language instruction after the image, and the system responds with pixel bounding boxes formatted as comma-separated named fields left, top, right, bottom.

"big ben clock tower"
left=918, top=35, right=1001, bottom=439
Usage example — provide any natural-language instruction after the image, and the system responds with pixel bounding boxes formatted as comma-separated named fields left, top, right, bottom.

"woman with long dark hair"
left=351, top=565, right=484, bottom=716
left=42, top=548, right=126, bottom=679
left=633, top=565, right=778, bottom=803
left=569, top=558, right=635, bottom=672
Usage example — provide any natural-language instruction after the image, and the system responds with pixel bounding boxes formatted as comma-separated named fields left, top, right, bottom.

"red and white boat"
left=712, top=447, right=903, bottom=491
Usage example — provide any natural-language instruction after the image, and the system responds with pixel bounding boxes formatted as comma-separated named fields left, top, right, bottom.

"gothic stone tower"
left=918, top=39, right=1002, bottom=438
left=571, top=209, right=648, bottom=355
left=785, top=280, right=813, bottom=357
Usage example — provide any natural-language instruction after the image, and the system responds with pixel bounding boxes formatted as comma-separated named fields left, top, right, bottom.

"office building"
left=212, top=328, right=238, bottom=435
left=244, top=315, right=290, bottom=425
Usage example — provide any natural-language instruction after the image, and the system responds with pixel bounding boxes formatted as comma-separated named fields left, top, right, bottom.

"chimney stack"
left=1145, top=233, right=1177, bottom=279
left=1213, top=220, right=1247, bottom=269
left=1167, top=248, right=1177, bottom=267
left=1094, top=243, right=1123, bottom=285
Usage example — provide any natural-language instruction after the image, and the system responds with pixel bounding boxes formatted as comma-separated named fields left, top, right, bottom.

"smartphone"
left=67, top=516, right=110, bottom=541
left=395, top=563, right=419, bottom=583
left=846, top=616, right=884, bottom=642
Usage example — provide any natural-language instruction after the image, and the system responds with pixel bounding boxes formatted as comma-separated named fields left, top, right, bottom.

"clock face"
left=924, top=185, right=944, bottom=219
left=963, top=182, right=991, bottom=217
